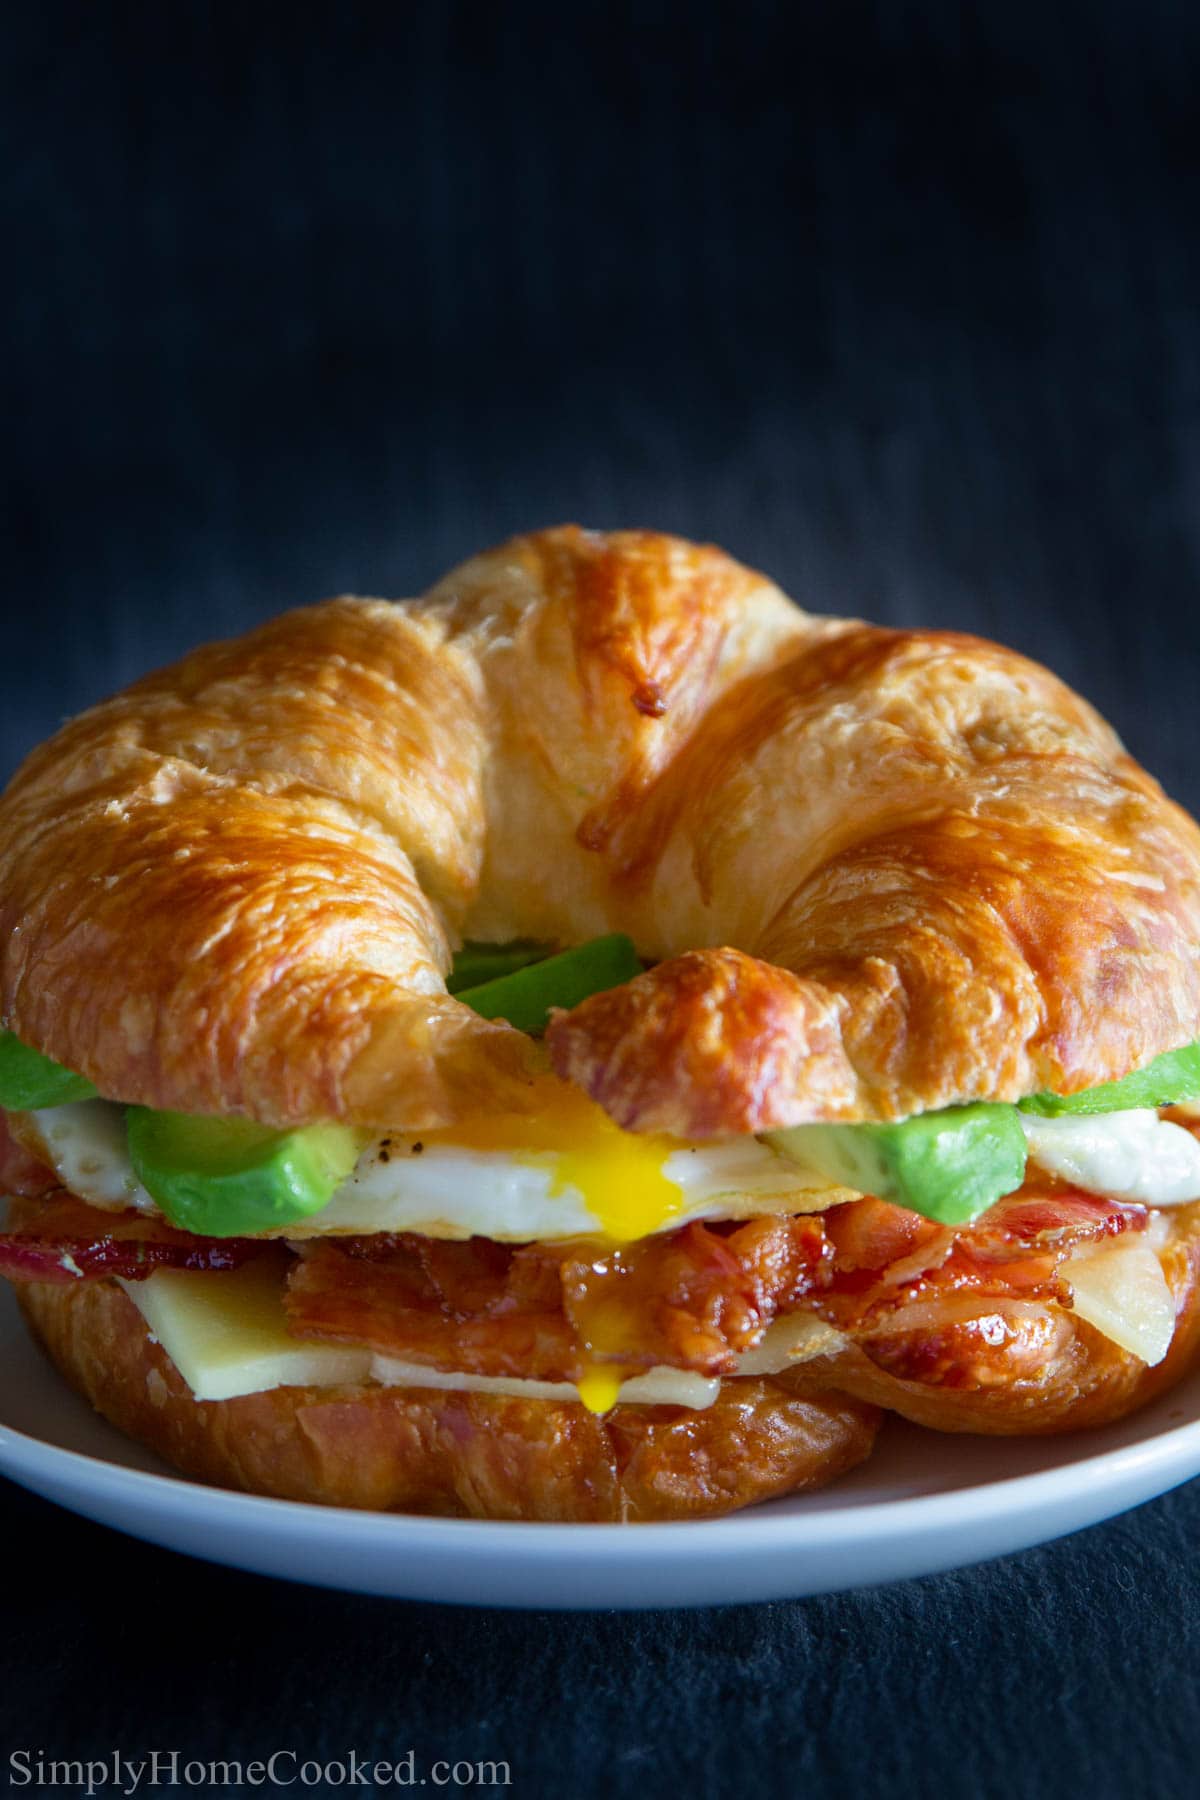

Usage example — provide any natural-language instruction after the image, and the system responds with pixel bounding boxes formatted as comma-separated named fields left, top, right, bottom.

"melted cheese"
left=118, top=1262, right=848, bottom=1409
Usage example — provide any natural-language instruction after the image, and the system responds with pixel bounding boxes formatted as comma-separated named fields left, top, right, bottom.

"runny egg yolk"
left=418, top=1080, right=687, bottom=1245
left=420, top=1082, right=687, bottom=1413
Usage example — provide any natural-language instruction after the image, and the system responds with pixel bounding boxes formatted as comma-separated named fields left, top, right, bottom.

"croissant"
left=6, top=524, right=1200, bottom=1133
left=3, top=524, right=1200, bottom=1523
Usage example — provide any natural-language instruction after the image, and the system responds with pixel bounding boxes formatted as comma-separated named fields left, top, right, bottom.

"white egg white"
left=20, top=1102, right=157, bottom=1213
left=18, top=1098, right=1200, bottom=1247
left=1020, top=1109, right=1200, bottom=1205
left=15, top=1100, right=846, bottom=1241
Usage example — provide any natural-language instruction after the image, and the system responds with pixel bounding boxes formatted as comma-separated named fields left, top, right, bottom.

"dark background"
left=3, top=1, right=1200, bottom=1794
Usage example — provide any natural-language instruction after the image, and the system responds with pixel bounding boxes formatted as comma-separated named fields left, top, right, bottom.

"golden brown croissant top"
left=3, top=525, right=1200, bottom=1135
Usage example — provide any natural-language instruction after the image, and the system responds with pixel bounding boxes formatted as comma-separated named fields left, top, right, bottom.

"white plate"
left=1, top=1282, right=1198, bottom=1609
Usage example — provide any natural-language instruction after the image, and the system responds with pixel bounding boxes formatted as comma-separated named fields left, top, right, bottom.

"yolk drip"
left=570, top=1281, right=645, bottom=1414
left=420, top=1080, right=686, bottom=1244
left=576, top=1366, right=624, bottom=1415
left=419, top=1081, right=687, bottom=1414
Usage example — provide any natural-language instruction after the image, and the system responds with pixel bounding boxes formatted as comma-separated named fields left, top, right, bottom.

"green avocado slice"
left=446, top=940, right=553, bottom=994
left=768, top=1102, right=1029, bottom=1226
left=454, top=932, right=643, bottom=1035
left=0, top=1030, right=99, bottom=1110
left=1018, top=1041, right=1200, bottom=1117
left=126, top=1108, right=364, bottom=1237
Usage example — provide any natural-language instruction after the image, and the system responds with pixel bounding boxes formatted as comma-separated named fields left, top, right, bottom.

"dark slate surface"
left=2, top=3, right=1199, bottom=1794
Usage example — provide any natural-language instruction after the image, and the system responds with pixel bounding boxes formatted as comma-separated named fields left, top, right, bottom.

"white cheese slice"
left=118, top=1260, right=374, bottom=1400
left=365, top=1355, right=722, bottom=1410
left=1065, top=1228, right=1176, bottom=1366
left=733, top=1312, right=846, bottom=1372
left=370, top=1313, right=847, bottom=1408
left=118, top=1263, right=848, bottom=1407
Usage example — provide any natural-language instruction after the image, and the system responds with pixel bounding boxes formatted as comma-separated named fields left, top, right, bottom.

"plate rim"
left=3, top=1399, right=1200, bottom=1551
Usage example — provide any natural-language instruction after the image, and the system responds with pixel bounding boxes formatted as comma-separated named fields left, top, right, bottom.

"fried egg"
left=14, top=1084, right=846, bottom=1243
left=1020, top=1109, right=1200, bottom=1204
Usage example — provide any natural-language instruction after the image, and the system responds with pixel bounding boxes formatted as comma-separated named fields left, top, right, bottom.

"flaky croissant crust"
left=3, top=526, right=1200, bottom=1134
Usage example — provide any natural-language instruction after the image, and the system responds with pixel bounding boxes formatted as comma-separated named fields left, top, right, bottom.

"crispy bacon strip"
left=285, top=1216, right=831, bottom=1382
left=815, top=1189, right=1147, bottom=1332
left=0, top=1194, right=265, bottom=1284
left=286, top=1235, right=578, bottom=1382
left=977, top=1192, right=1146, bottom=1244
left=284, top=1188, right=1147, bottom=1385
left=806, top=1188, right=1150, bottom=1389
left=559, top=1214, right=828, bottom=1373
left=0, top=1170, right=1157, bottom=1398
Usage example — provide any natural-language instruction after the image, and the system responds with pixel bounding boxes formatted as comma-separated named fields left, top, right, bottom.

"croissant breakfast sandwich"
left=3, top=525, right=1200, bottom=1523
